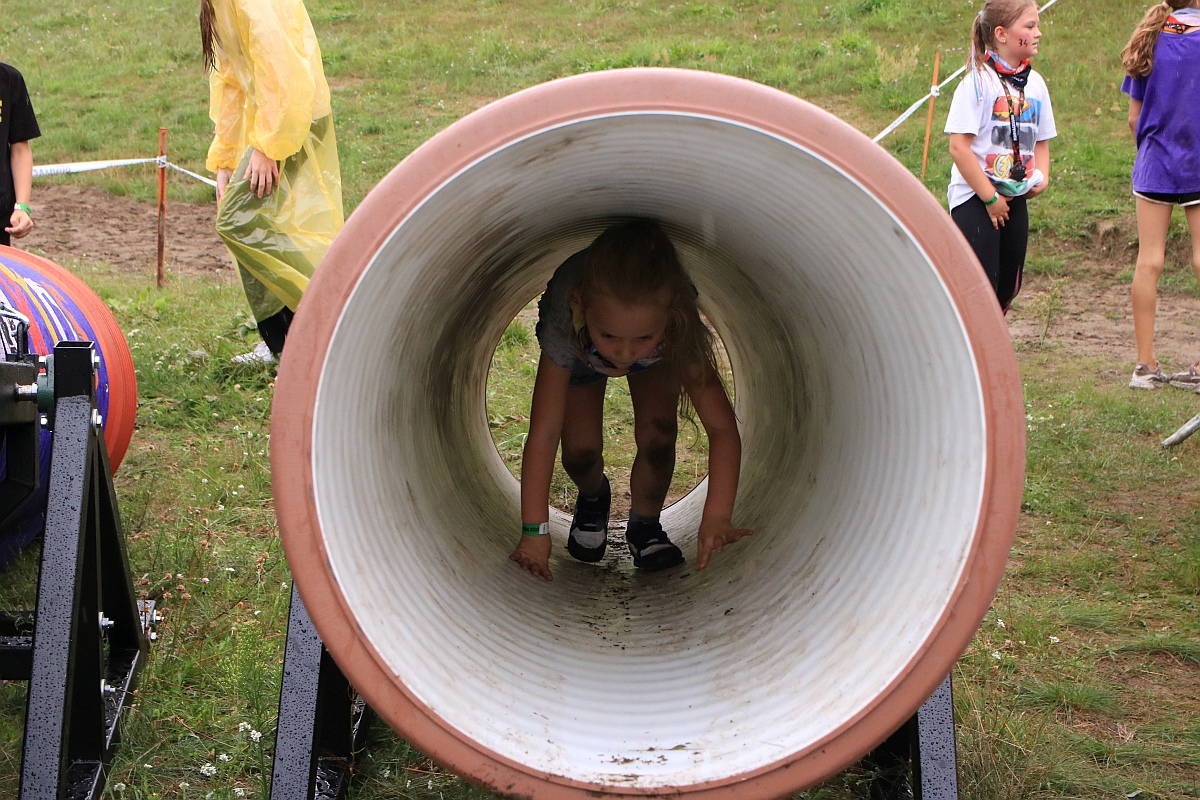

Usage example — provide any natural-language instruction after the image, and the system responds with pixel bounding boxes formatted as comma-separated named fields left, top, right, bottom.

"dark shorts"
left=567, top=359, right=662, bottom=386
left=1134, top=190, right=1200, bottom=207
left=569, top=360, right=607, bottom=386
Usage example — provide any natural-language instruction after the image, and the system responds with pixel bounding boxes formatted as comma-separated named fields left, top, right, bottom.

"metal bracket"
left=0, top=341, right=151, bottom=800
left=864, top=674, right=959, bottom=800
left=269, top=585, right=372, bottom=800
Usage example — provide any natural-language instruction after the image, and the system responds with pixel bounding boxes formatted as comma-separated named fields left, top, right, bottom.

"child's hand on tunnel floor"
left=510, top=535, right=553, bottom=581
left=696, top=519, right=753, bottom=571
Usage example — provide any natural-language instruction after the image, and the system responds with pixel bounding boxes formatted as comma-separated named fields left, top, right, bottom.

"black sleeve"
left=7, top=69, right=41, bottom=144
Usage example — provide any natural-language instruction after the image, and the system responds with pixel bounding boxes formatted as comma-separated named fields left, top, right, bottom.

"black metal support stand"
left=865, top=675, right=959, bottom=800
left=269, top=585, right=372, bottom=800
left=0, top=341, right=151, bottom=800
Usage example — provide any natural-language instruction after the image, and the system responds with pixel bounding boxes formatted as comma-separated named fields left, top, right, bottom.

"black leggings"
left=951, top=194, right=1028, bottom=312
left=257, top=307, right=294, bottom=356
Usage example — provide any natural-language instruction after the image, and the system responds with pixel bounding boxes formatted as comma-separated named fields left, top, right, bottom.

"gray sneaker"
left=1129, top=363, right=1166, bottom=389
left=1167, top=364, right=1200, bottom=390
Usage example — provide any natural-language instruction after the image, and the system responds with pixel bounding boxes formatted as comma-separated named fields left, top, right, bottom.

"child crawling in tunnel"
left=509, top=220, right=752, bottom=581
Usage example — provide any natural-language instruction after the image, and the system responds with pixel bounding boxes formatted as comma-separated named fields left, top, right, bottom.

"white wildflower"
left=250, top=729, right=263, bottom=742
left=218, top=754, right=230, bottom=762
left=238, top=722, right=251, bottom=732
left=234, top=790, right=246, bottom=798
left=200, top=763, right=217, bottom=777
left=1049, top=636, right=1060, bottom=643
left=997, top=619, right=1006, bottom=628
left=990, top=650, right=1001, bottom=660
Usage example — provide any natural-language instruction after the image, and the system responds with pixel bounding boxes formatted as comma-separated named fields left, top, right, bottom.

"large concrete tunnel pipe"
left=271, top=68, right=1024, bottom=798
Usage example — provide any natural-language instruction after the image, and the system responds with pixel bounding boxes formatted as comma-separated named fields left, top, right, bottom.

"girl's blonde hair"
left=969, top=0, right=1038, bottom=70
left=200, top=0, right=219, bottom=72
left=578, top=220, right=725, bottom=412
left=1123, top=0, right=1192, bottom=78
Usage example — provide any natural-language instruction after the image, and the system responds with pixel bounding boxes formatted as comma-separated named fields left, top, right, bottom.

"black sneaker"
left=567, top=476, right=610, bottom=562
left=625, top=518, right=685, bottom=571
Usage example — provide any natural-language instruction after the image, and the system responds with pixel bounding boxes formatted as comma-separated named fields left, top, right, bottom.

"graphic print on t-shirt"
left=984, top=95, right=1041, bottom=181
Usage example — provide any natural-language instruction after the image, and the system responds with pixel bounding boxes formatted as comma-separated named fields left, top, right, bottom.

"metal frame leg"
left=270, top=585, right=371, bottom=800
left=914, top=675, right=959, bottom=800
left=864, top=674, right=959, bottom=800
left=17, top=342, right=149, bottom=800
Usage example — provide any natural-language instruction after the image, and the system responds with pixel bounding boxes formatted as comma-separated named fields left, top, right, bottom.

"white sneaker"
left=232, top=341, right=275, bottom=365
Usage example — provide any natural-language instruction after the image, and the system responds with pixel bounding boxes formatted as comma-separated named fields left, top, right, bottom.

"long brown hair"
left=200, top=0, right=219, bottom=72
left=969, top=0, right=1038, bottom=70
left=1123, top=0, right=1192, bottom=78
left=577, top=220, right=726, bottom=415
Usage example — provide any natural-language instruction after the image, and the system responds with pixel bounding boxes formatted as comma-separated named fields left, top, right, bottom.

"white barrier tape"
left=873, top=0, right=1064, bottom=143
left=167, top=162, right=218, bottom=188
left=32, top=157, right=157, bottom=177
left=32, top=156, right=217, bottom=188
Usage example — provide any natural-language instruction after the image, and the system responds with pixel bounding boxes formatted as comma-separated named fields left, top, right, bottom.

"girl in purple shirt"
left=1121, top=0, right=1200, bottom=390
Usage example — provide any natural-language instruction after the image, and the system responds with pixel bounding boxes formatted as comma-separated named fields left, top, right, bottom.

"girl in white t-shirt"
left=945, top=0, right=1056, bottom=312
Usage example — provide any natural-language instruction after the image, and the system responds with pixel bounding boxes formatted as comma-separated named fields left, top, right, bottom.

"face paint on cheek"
left=1018, top=38, right=1029, bottom=46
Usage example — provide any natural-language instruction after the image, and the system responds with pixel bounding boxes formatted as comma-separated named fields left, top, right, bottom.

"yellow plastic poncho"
left=207, top=0, right=343, bottom=323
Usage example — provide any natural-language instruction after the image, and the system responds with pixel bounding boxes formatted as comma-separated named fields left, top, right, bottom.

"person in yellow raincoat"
left=201, top=0, right=343, bottom=363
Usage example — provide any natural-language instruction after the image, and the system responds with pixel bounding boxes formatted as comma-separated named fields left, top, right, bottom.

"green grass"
left=3, top=0, right=1200, bottom=798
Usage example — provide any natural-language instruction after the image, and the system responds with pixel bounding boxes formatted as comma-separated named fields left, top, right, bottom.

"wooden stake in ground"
left=156, top=127, right=167, bottom=289
left=920, top=51, right=942, bottom=182
left=1162, top=409, right=1200, bottom=448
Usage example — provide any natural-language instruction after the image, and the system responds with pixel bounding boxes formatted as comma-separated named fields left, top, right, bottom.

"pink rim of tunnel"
left=271, top=68, right=1024, bottom=799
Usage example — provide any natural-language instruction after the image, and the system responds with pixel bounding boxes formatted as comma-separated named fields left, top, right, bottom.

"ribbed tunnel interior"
left=275, top=71, right=1021, bottom=799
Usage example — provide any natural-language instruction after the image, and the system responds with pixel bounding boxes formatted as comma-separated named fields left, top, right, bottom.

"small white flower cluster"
left=237, top=721, right=264, bottom=741
left=200, top=762, right=217, bottom=777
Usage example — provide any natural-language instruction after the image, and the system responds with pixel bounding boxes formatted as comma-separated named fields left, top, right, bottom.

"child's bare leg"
left=1171, top=203, right=1200, bottom=384
left=627, top=368, right=680, bottom=515
left=625, top=368, right=684, bottom=570
left=1187, top=203, right=1200, bottom=316
left=560, top=378, right=607, bottom=495
left=1132, top=198, right=1172, bottom=370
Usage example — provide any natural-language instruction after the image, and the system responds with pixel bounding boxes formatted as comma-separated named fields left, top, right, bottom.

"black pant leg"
left=951, top=194, right=1030, bottom=313
left=257, top=307, right=294, bottom=357
left=995, top=196, right=1028, bottom=311
left=952, top=195, right=1002, bottom=301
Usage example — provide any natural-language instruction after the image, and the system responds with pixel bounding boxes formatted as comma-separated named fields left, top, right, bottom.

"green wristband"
left=983, top=193, right=1000, bottom=206
left=522, top=522, right=549, bottom=537
left=13, top=202, right=31, bottom=216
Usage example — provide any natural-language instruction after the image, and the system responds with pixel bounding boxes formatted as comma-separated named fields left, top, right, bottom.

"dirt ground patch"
left=18, top=183, right=235, bottom=282
left=1011, top=240, right=1200, bottom=375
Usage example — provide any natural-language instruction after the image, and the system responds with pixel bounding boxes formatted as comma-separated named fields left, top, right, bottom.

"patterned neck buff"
left=986, top=52, right=1032, bottom=90
left=1166, top=7, right=1200, bottom=31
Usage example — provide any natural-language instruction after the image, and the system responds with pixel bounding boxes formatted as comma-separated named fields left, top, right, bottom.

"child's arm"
left=1026, top=140, right=1051, bottom=198
left=948, top=133, right=1010, bottom=230
left=1127, top=98, right=1142, bottom=140
left=6, top=141, right=34, bottom=239
left=685, top=364, right=752, bottom=570
left=509, top=354, right=571, bottom=581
